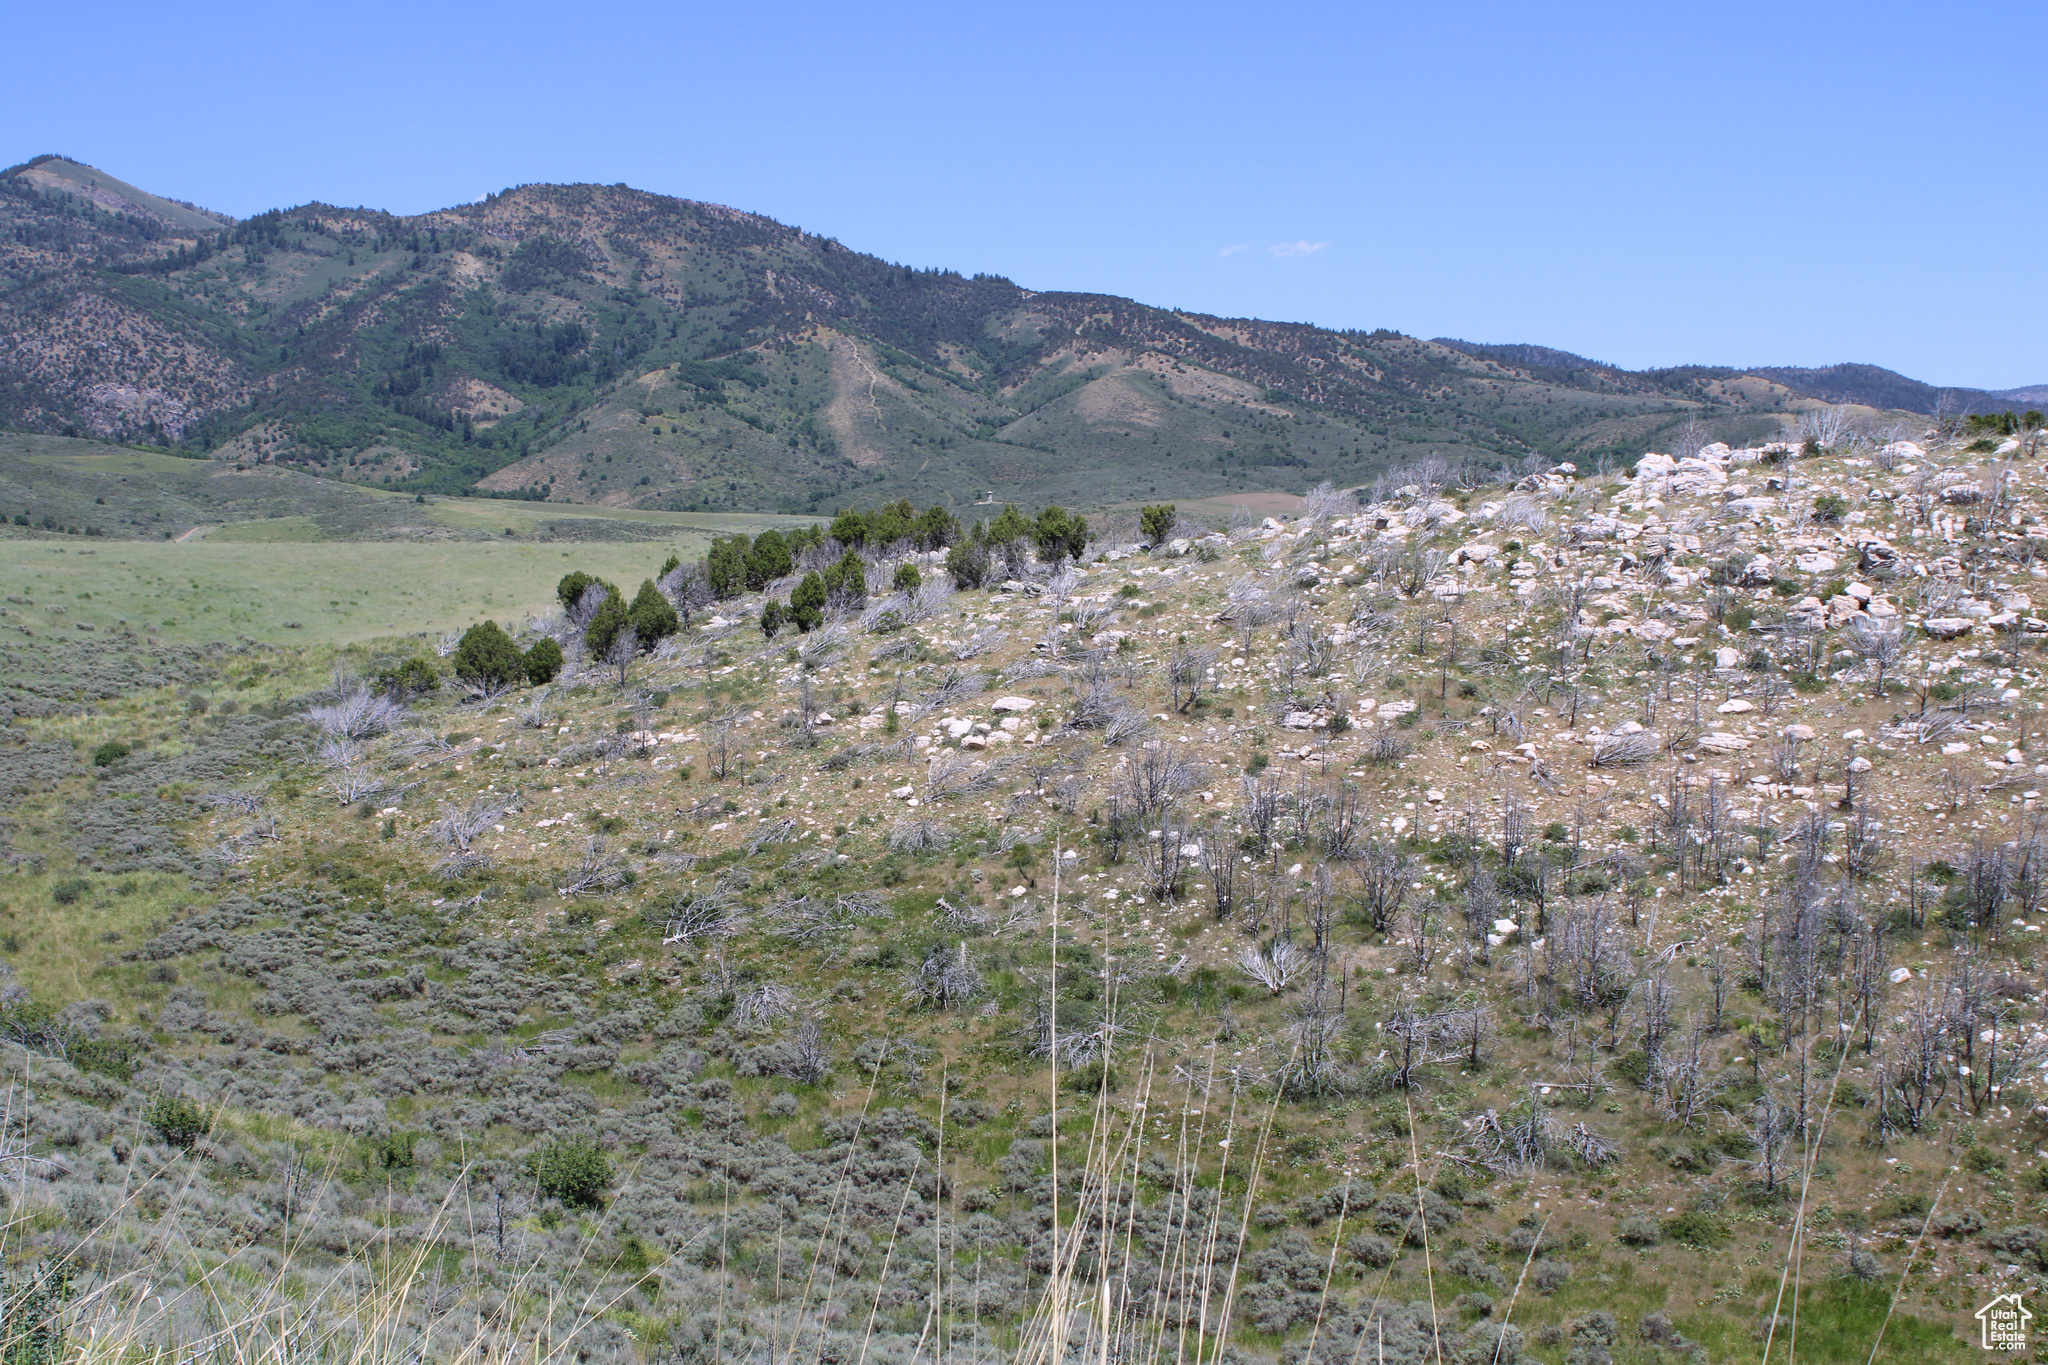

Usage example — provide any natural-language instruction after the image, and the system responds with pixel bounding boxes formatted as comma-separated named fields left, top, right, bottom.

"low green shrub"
left=146, top=1094, right=208, bottom=1150
left=1660, top=1210, right=1729, bottom=1248
left=529, top=1135, right=611, bottom=1208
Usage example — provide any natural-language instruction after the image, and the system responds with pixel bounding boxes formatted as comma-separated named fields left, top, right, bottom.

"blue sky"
left=9, top=0, right=2040, bottom=386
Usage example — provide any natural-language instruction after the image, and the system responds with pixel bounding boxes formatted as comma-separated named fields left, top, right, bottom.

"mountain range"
left=1, top=154, right=2034, bottom=513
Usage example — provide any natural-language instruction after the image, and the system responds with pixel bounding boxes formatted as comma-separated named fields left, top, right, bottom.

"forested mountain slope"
left=0, top=155, right=2023, bottom=515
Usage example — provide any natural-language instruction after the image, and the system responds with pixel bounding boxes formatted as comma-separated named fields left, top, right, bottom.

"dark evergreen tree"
left=986, top=504, right=1031, bottom=548
left=628, top=578, right=680, bottom=649
left=913, top=504, right=959, bottom=550
left=946, top=532, right=990, bottom=589
left=584, top=588, right=630, bottom=658
left=555, top=571, right=597, bottom=611
left=823, top=549, right=867, bottom=608
left=790, top=571, right=827, bottom=631
left=454, top=620, right=526, bottom=688
left=705, top=536, right=750, bottom=598
left=744, top=529, right=794, bottom=589
left=829, top=508, right=870, bottom=549
left=524, top=637, right=564, bottom=684
left=1140, top=504, right=1177, bottom=544
left=1035, top=506, right=1088, bottom=563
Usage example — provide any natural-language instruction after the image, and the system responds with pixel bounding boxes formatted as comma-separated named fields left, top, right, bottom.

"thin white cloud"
left=1267, top=241, right=1327, bottom=258
left=1218, top=243, right=1249, bottom=257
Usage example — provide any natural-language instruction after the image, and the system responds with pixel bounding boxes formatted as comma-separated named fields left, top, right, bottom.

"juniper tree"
left=583, top=587, right=630, bottom=658
left=453, top=620, right=526, bottom=690
left=744, top=529, right=793, bottom=589
left=627, top=578, right=678, bottom=649
left=790, top=571, right=826, bottom=630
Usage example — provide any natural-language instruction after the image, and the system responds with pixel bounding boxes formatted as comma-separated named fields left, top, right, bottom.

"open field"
left=0, top=537, right=764, bottom=645
left=0, top=434, right=815, bottom=546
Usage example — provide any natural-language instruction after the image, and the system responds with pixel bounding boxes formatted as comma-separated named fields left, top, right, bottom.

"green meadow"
left=0, top=535, right=774, bottom=646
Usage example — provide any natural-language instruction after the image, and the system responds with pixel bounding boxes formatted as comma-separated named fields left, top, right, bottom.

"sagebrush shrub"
left=1616, top=1214, right=1660, bottom=1245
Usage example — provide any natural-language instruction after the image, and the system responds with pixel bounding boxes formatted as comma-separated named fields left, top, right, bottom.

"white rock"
left=1925, top=617, right=1975, bottom=639
left=1783, top=724, right=1816, bottom=741
left=1847, top=756, right=1873, bottom=773
left=1376, top=700, right=1417, bottom=719
left=1889, top=966, right=1914, bottom=984
left=1492, top=918, right=1519, bottom=936
left=961, top=735, right=987, bottom=750
left=1698, top=732, right=1753, bottom=753
left=1282, top=711, right=1318, bottom=730
left=991, top=696, right=1036, bottom=712
left=1714, top=647, right=1741, bottom=669
left=1716, top=699, right=1754, bottom=714
left=890, top=785, right=915, bottom=800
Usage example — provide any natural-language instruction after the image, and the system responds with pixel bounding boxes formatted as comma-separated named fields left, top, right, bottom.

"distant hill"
left=1437, top=343, right=2039, bottom=419
left=0, top=155, right=2027, bottom=513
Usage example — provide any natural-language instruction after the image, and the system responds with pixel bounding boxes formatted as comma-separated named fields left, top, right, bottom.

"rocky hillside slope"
left=0, top=431, right=2043, bottom=1359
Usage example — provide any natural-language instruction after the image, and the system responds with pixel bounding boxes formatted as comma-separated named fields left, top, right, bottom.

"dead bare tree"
left=1792, top=405, right=1856, bottom=451
left=605, top=624, right=639, bottom=690
left=1167, top=637, right=1218, bottom=712
left=1350, top=839, right=1414, bottom=934
left=1842, top=617, right=1908, bottom=698
left=1404, top=899, right=1442, bottom=975
left=1138, top=812, right=1196, bottom=903
left=1239, top=774, right=1281, bottom=858
left=1656, top=1016, right=1713, bottom=1130
left=1737, top=1088, right=1797, bottom=1193
left=1121, top=744, right=1199, bottom=821
left=1874, top=988, right=1951, bottom=1138
left=702, top=710, right=745, bottom=781
left=1200, top=825, right=1239, bottom=921
left=1236, top=938, right=1307, bottom=995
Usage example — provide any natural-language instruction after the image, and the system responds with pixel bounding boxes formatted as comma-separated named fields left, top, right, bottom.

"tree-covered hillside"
left=0, top=156, right=1832, bottom=512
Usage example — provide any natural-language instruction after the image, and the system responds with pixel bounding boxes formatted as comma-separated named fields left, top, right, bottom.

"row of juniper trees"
left=446, top=499, right=1104, bottom=692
